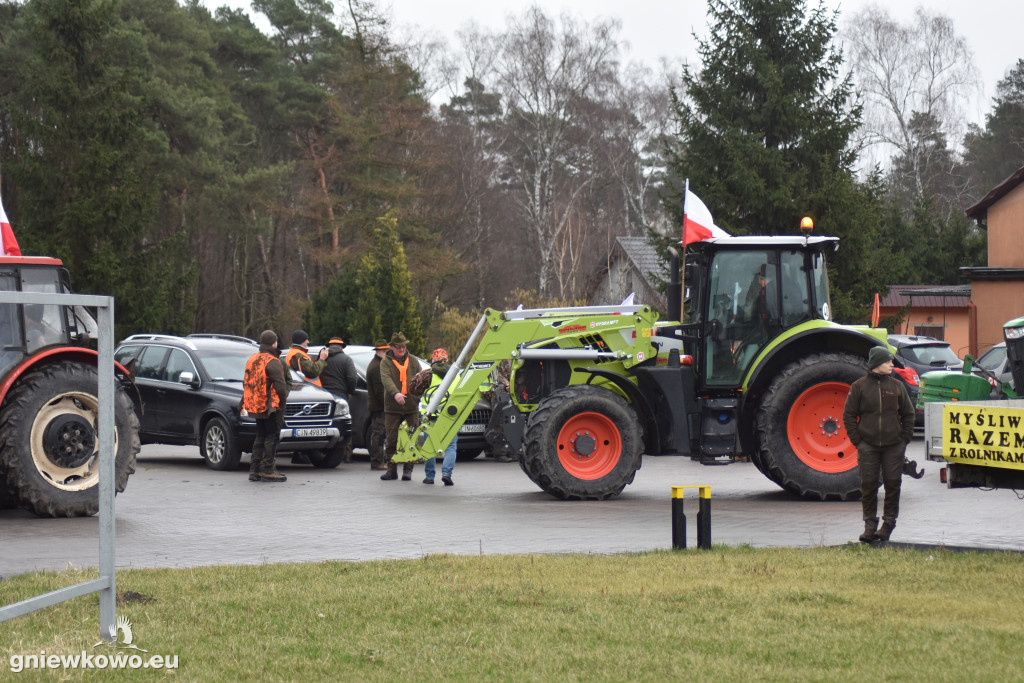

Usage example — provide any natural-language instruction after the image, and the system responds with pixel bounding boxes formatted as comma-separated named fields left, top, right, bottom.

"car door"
left=127, top=344, right=169, bottom=436
left=154, top=347, right=209, bottom=440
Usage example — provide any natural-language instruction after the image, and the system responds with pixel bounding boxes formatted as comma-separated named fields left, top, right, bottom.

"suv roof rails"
left=187, top=333, right=258, bottom=346
left=120, top=333, right=198, bottom=350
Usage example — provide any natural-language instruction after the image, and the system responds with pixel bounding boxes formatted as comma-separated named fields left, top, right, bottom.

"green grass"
left=2, top=546, right=1023, bottom=681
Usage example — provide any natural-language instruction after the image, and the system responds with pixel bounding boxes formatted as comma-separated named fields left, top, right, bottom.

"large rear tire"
left=522, top=385, right=641, bottom=500
left=0, top=360, right=140, bottom=517
left=754, top=352, right=864, bottom=500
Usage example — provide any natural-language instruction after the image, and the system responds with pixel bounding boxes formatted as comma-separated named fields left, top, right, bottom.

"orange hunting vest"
left=286, top=347, right=322, bottom=386
left=243, top=352, right=281, bottom=414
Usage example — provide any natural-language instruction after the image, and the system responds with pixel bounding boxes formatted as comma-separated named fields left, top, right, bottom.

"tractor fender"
left=735, top=323, right=887, bottom=454
left=0, top=348, right=132, bottom=408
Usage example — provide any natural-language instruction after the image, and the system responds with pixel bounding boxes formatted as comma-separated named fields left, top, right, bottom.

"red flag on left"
left=0, top=197, right=21, bottom=256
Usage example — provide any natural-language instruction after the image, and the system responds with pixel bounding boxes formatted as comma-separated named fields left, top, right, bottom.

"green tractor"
left=394, top=228, right=891, bottom=501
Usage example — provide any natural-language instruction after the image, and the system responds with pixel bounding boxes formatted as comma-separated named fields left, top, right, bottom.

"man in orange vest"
left=286, top=329, right=328, bottom=385
left=243, top=330, right=291, bottom=482
left=379, top=332, right=423, bottom=481
left=285, top=329, right=328, bottom=465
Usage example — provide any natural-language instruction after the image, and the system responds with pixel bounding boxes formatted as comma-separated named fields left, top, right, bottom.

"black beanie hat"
left=868, top=346, right=893, bottom=370
left=292, top=329, right=309, bottom=345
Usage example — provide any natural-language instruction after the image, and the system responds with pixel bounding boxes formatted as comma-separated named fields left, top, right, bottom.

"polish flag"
left=0, top=197, right=21, bottom=256
left=682, top=180, right=728, bottom=246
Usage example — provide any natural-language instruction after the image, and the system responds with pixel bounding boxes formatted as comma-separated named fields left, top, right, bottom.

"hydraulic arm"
left=391, top=304, right=663, bottom=464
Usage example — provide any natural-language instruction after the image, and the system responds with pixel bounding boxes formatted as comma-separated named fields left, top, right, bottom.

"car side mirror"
left=179, top=371, right=200, bottom=388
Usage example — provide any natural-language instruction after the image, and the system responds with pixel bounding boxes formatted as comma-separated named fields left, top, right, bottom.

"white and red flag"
left=0, top=197, right=21, bottom=256
left=682, top=180, right=728, bottom=246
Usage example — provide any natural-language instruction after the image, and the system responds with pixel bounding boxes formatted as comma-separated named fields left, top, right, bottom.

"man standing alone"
left=842, top=346, right=916, bottom=543
left=379, top=332, right=423, bottom=481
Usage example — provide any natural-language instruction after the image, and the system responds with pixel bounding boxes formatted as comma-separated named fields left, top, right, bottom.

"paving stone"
left=2, top=440, right=1022, bottom=577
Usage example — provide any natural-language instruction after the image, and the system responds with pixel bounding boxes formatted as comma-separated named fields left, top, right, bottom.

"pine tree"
left=351, top=211, right=425, bottom=353
left=665, top=0, right=891, bottom=322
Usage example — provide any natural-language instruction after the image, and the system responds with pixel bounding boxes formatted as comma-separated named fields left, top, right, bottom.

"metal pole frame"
left=0, top=291, right=118, bottom=642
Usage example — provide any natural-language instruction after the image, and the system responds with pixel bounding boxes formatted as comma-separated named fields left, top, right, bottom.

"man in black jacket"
left=321, top=337, right=358, bottom=463
left=842, top=346, right=916, bottom=543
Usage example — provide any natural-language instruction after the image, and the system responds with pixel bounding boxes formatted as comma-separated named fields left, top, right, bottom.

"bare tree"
left=843, top=5, right=981, bottom=197
left=493, top=7, right=620, bottom=298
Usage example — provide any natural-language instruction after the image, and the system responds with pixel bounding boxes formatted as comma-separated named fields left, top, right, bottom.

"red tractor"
left=0, top=256, right=139, bottom=516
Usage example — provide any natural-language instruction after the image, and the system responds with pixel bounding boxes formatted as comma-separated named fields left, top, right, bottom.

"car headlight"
left=334, top=398, right=350, bottom=419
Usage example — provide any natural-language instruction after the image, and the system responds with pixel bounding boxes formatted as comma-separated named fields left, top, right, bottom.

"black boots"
left=859, top=518, right=878, bottom=543
left=380, top=462, right=398, bottom=480
left=401, top=464, right=413, bottom=481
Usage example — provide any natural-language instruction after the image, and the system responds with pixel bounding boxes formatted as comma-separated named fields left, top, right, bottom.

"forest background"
left=0, top=0, right=1021, bottom=353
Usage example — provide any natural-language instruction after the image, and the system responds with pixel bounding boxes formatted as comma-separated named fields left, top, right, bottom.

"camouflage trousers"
left=368, top=411, right=387, bottom=468
left=250, top=411, right=285, bottom=474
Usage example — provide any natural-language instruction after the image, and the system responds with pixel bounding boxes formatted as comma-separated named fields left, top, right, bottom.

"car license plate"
left=459, top=423, right=486, bottom=433
left=292, top=428, right=329, bottom=438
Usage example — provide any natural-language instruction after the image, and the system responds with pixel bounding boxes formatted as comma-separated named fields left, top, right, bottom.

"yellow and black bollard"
left=671, top=485, right=711, bottom=549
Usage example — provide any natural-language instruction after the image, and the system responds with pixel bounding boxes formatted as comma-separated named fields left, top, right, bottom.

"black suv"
left=115, top=334, right=351, bottom=470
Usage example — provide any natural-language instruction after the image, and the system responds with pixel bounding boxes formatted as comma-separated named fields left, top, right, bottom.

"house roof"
left=965, top=165, right=1024, bottom=222
left=879, top=284, right=971, bottom=309
left=616, top=236, right=666, bottom=285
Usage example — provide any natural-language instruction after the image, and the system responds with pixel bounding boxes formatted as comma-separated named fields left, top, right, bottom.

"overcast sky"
left=206, top=0, right=1022, bottom=125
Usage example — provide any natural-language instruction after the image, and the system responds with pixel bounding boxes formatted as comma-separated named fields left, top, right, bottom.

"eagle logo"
left=94, top=615, right=148, bottom=651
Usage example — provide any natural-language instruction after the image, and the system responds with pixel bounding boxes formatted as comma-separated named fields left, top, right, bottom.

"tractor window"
left=811, top=252, right=831, bottom=320
left=20, top=269, right=65, bottom=353
left=780, top=250, right=811, bottom=327
left=704, top=251, right=777, bottom=386
left=0, top=275, right=18, bottom=378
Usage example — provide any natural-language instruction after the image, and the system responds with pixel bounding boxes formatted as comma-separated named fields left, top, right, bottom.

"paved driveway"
left=3, top=440, right=1023, bottom=578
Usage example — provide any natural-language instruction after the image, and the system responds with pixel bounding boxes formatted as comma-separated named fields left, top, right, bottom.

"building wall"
left=987, top=183, right=1024, bottom=268
left=971, top=280, right=1024, bottom=354
left=890, top=305, right=972, bottom=357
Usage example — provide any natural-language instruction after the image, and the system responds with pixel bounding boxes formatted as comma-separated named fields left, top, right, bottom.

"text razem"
left=942, top=405, right=1024, bottom=471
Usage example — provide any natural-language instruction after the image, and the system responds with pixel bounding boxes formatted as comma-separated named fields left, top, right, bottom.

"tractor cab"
left=0, top=257, right=97, bottom=377
left=683, top=236, right=837, bottom=388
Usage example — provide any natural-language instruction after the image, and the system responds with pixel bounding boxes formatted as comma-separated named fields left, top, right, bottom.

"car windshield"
left=198, top=349, right=252, bottom=381
left=976, top=345, right=1007, bottom=372
left=901, top=344, right=961, bottom=367
left=348, top=350, right=375, bottom=374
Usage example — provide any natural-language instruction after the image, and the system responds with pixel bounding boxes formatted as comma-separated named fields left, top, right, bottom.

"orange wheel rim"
left=556, top=412, right=622, bottom=480
left=786, top=382, right=858, bottom=473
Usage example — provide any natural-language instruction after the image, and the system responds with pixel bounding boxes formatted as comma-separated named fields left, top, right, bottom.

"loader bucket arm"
left=392, top=305, right=664, bottom=463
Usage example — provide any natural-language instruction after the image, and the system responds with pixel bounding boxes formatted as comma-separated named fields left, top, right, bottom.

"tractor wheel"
left=754, top=352, right=864, bottom=501
left=522, top=385, right=642, bottom=500
left=0, top=360, right=140, bottom=517
left=200, top=417, right=242, bottom=470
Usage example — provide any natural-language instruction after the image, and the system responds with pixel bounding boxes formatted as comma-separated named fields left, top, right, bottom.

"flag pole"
left=680, top=178, right=689, bottom=323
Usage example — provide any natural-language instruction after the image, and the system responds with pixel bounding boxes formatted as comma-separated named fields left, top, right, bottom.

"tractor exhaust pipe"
left=667, top=246, right=681, bottom=323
